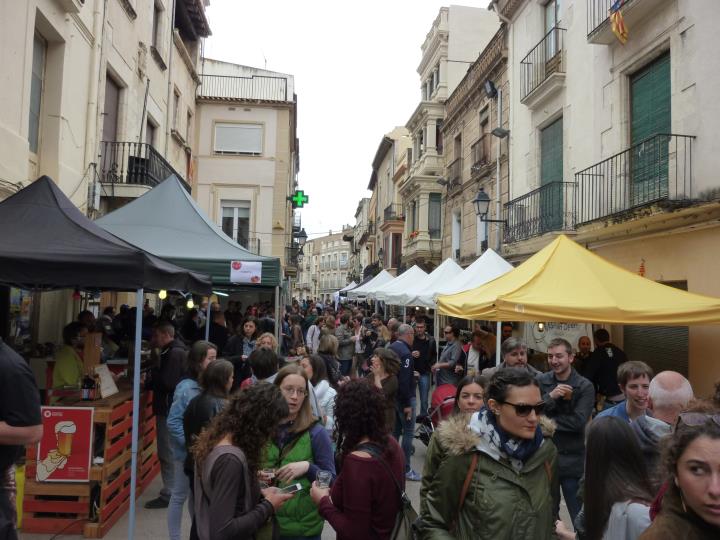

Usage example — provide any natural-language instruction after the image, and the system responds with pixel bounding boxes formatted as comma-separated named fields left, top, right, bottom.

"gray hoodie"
left=631, top=415, right=671, bottom=490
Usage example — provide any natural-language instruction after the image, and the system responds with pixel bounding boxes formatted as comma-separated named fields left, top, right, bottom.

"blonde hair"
left=274, top=364, right=317, bottom=433
left=318, top=334, right=339, bottom=356
left=256, top=332, right=278, bottom=351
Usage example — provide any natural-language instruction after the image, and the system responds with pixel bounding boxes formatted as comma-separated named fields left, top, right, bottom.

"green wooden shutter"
left=630, top=53, right=671, bottom=205
left=540, top=117, right=563, bottom=232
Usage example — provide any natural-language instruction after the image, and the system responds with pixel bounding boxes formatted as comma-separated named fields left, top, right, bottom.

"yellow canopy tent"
left=436, top=235, right=720, bottom=325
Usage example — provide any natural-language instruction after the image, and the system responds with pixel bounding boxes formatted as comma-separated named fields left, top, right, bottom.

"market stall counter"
left=22, top=386, right=159, bottom=538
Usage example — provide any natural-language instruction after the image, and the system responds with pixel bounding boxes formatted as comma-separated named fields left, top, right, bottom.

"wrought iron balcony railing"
left=575, top=134, right=695, bottom=225
left=520, top=27, right=566, bottom=101
left=198, top=74, right=289, bottom=102
left=503, top=182, right=576, bottom=243
left=470, top=135, right=491, bottom=177
left=99, top=141, right=189, bottom=192
left=383, top=203, right=404, bottom=222
left=448, top=157, right=463, bottom=185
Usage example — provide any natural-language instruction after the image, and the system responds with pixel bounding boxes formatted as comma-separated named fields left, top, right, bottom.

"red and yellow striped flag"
left=610, top=0, right=628, bottom=44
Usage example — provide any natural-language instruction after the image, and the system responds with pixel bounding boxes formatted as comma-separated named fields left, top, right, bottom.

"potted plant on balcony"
left=408, top=230, right=419, bottom=241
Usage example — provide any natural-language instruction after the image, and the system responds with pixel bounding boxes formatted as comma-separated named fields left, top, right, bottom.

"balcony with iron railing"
left=197, top=74, right=289, bottom=102
left=586, top=0, right=666, bottom=45
left=383, top=203, right=405, bottom=222
left=575, top=134, right=695, bottom=225
left=99, top=141, right=189, bottom=193
left=520, top=27, right=566, bottom=107
left=447, top=157, right=463, bottom=186
left=292, top=213, right=301, bottom=233
left=503, top=182, right=577, bottom=244
left=470, top=135, right=492, bottom=178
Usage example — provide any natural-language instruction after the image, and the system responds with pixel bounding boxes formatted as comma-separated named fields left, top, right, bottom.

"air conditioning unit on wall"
left=58, top=0, right=85, bottom=13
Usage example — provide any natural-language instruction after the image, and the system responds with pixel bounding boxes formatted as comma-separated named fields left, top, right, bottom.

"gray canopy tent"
left=0, top=176, right=212, bottom=540
left=96, top=176, right=284, bottom=342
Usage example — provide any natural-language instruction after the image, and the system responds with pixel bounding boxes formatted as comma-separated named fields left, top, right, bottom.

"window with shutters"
left=214, top=123, right=263, bottom=155
left=540, top=117, right=563, bottom=231
left=429, top=193, right=442, bottom=239
left=221, top=200, right=251, bottom=248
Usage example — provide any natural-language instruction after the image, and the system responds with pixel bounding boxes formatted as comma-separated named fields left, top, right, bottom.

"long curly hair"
left=193, top=382, right=288, bottom=473
left=334, top=379, right=389, bottom=458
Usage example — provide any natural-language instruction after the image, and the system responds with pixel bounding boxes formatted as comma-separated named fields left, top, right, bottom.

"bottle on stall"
left=82, top=373, right=95, bottom=400
left=94, top=373, right=101, bottom=399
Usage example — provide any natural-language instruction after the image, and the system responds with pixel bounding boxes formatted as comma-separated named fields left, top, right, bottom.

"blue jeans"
left=394, top=398, right=416, bottom=473
left=168, top=459, right=192, bottom=540
left=339, top=359, right=352, bottom=377
left=417, top=373, right=431, bottom=416
left=560, top=475, right=582, bottom=525
left=156, top=414, right=174, bottom=500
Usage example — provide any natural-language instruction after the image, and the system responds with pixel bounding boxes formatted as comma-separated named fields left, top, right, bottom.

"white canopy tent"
left=339, top=281, right=358, bottom=292
left=424, top=248, right=513, bottom=306
left=346, top=270, right=394, bottom=299
left=386, top=258, right=464, bottom=307
left=333, top=281, right=357, bottom=309
left=367, top=265, right=428, bottom=302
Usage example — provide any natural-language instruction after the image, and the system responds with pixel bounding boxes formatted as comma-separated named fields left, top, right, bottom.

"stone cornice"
left=498, top=0, right=527, bottom=21
left=444, top=26, right=507, bottom=128
left=406, top=101, right=445, bottom=131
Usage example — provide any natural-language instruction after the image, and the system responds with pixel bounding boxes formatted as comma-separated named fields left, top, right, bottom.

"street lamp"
left=296, top=228, right=308, bottom=247
left=473, top=188, right=506, bottom=224
left=297, top=246, right=304, bottom=264
left=377, top=247, right=384, bottom=267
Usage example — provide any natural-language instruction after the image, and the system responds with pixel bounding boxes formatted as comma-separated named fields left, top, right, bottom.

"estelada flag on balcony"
left=435, top=235, right=720, bottom=325
left=610, top=0, right=628, bottom=44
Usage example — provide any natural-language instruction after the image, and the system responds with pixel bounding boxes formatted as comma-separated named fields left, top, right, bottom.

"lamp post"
left=473, top=187, right=506, bottom=249
left=296, top=228, right=308, bottom=247
left=377, top=247, right=384, bottom=268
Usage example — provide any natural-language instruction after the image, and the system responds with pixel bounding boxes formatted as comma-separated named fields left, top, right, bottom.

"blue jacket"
left=167, top=378, right=201, bottom=461
left=390, top=340, right=415, bottom=409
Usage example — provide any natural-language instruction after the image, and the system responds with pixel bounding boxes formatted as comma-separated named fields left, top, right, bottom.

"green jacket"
left=264, top=427, right=324, bottom=537
left=418, top=413, right=560, bottom=540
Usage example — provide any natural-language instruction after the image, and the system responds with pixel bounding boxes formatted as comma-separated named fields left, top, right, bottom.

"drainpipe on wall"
left=83, top=0, right=108, bottom=211
left=164, top=0, right=178, bottom=157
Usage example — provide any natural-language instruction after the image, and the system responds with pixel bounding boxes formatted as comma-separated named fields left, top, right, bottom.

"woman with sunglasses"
left=418, top=368, right=559, bottom=539
left=420, top=374, right=487, bottom=520
left=261, top=365, right=336, bottom=540
left=638, top=399, right=720, bottom=539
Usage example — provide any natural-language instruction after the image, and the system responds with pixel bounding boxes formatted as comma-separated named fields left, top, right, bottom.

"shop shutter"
left=623, top=281, right=688, bottom=376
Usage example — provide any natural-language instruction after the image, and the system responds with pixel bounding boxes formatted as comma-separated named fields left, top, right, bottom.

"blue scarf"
left=469, top=408, right=544, bottom=471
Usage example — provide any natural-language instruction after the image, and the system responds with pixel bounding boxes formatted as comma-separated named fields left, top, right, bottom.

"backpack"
left=357, top=443, right=418, bottom=540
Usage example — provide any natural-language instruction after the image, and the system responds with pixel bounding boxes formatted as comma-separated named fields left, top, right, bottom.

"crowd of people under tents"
left=8, top=296, right=720, bottom=540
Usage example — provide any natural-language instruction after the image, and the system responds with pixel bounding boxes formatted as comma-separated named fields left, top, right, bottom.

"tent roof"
left=0, top=176, right=211, bottom=293
left=368, top=266, right=428, bottom=302
left=437, top=235, right=720, bottom=325
left=384, top=258, right=463, bottom=307
left=347, top=270, right=394, bottom=299
left=421, top=248, right=513, bottom=307
left=338, top=281, right=357, bottom=293
left=96, top=176, right=281, bottom=287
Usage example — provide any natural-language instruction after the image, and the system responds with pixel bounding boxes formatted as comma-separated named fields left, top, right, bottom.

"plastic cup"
left=316, top=470, right=332, bottom=489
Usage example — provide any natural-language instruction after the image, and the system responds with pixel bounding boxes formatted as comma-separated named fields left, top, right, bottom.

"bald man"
left=632, top=371, right=693, bottom=489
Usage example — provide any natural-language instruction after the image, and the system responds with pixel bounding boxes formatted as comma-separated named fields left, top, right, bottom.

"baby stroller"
left=415, top=384, right=456, bottom=447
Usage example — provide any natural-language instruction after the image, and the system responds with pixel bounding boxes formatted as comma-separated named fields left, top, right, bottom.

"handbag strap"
left=450, top=452, right=479, bottom=532
left=356, top=442, right=410, bottom=505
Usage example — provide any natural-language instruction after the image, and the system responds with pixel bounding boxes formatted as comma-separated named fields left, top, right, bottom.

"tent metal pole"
left=274, top=286, right=280, bottom=345
left=204, top=308, right=211, bottom=341
left=128, top=288, right=144, bottom=540
left=496, top=320, right=502, bottom=366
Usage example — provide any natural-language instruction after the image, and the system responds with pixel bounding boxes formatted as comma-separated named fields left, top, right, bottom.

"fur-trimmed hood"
left=436, top=413, right=557, bottom=456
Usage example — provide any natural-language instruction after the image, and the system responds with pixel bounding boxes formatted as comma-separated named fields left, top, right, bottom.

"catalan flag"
left=610, top=0, right=628, bottom=44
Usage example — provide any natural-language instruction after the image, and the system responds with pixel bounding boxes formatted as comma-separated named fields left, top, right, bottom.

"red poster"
left=36, top=406, right=94, bottom=482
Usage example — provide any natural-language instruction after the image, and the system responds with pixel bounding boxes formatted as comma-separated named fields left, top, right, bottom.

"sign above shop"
left=230, top=260, right=262, bottom=284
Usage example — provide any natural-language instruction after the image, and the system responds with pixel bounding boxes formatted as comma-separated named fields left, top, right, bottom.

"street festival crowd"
left=1, top=298, right=720, bottom=540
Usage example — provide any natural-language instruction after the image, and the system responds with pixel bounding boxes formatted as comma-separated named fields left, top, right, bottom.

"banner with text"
left=230, top=260, right=262, bottom=284
left=36, top=406, right=94, bottom=482
left=522, top=322, right=593, bottom=354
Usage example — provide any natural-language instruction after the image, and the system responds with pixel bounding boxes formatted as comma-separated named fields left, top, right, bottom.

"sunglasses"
left=677, top=412, right=720, bottom=428
left=500, top=401, right=546, bottom=417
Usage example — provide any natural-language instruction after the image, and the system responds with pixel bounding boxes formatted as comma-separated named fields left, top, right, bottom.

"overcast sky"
left=203, top=0, right=489, bottom=240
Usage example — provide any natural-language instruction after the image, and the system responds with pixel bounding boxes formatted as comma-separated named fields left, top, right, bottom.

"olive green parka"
left=418, top=413, right=560, bottom=540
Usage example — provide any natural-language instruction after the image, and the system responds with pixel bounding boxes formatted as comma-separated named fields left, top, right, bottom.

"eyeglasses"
left=444, top=330, right=452, bottom=334
left=500, top=401, right=546, bottom=417
left=280, top=387, right=307, bottom=398
left=677, top=412, right=720, bottom=428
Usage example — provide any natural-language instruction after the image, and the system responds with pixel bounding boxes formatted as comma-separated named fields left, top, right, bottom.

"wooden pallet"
left=22, top=480, right=90, bottom=535
left=22, top=389, right=160, bottom=538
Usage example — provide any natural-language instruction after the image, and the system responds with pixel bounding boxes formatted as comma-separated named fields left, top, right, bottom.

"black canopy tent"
left=0, top=176, right=211, bottom=540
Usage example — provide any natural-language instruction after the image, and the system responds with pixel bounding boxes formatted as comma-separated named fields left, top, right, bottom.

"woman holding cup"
left=262, top=365, right=336, bottom=540
left=310, top=379, right=404, bottom=539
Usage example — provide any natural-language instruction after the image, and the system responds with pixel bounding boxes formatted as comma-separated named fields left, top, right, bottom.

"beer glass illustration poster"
left=230, top=260, right=262, bottom=284
left=36, top=406, right=94, bottom=482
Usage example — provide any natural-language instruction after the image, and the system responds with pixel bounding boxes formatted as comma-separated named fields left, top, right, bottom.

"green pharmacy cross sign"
left=289, top=190, right=309, bottom=208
